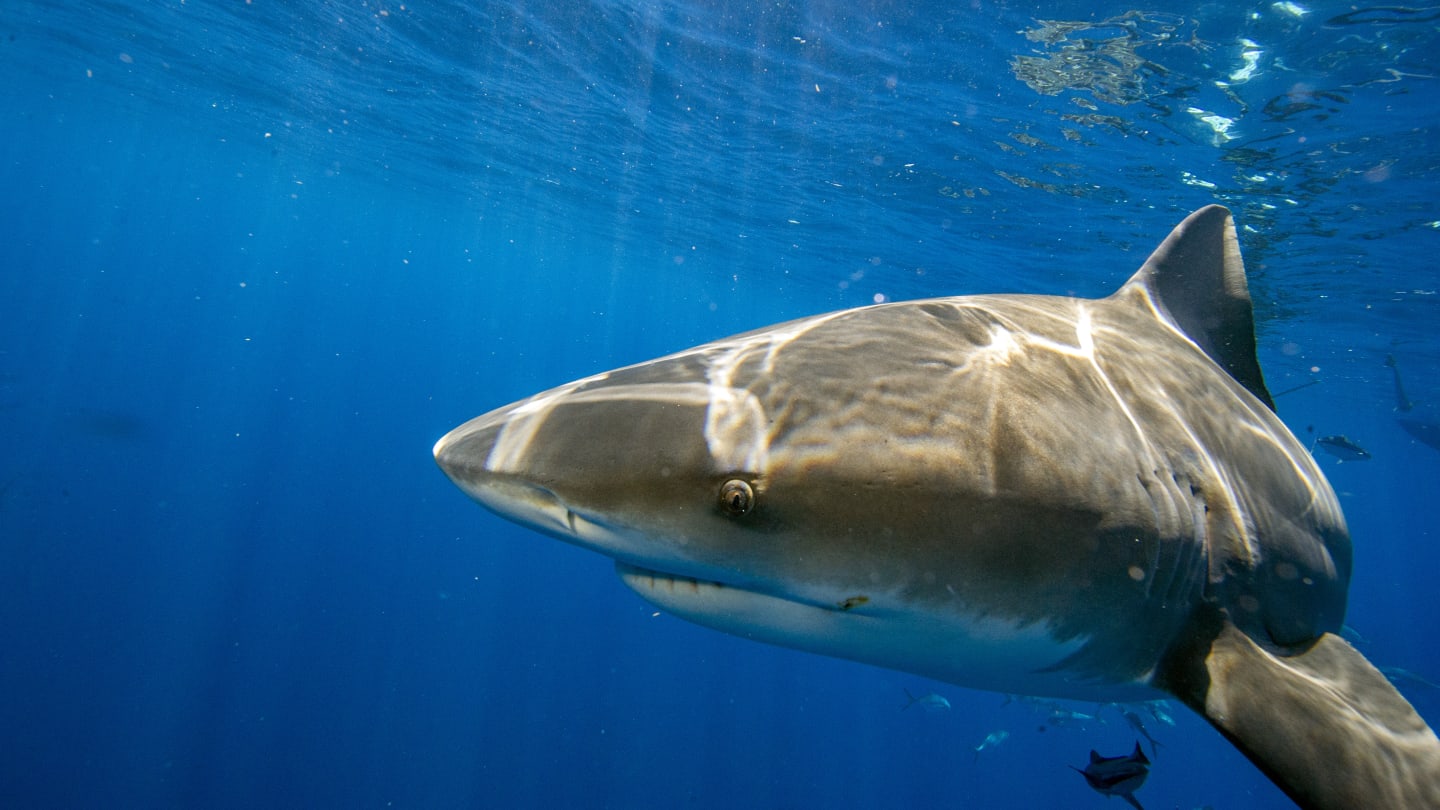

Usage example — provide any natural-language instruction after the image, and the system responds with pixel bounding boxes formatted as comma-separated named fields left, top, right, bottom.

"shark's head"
left=433, top=362, right=785, bottom=592
left=431, top=322, right=1166, bottom=698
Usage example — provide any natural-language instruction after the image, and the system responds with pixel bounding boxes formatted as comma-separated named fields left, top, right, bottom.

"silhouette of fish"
left=1386, top=354, right=1415, bottom=413
left=1382, top=667, right=1440, bottom=691
left=1313, top=434, right=1371, bottom=462
left=1118, top=707, right=1164, bottom=758
left=1045, top=706, right=1095, bottom=727
left=1387, top=355, right=1440, bottom=453
left=902, top=688, right=951, bottom=712
left=1072, top=742, right=1150, bottom=810
left=1399, top=420, right=1440, bottom=452
left=973, top=730, right=1009, bottom=761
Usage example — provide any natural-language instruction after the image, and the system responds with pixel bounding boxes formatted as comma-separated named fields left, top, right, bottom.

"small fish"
left=1119, top=708, right=1164, bottom=758
left=1380, top=667, right=1440, bottom=691
left=1072, top=742, right=1151, bottom=810
left=1313, top=434, right=1371, bottom=462
left=973, top=730, right=1010, bottom=761
left=1001, top=693, right=1053, bottom=709
left=1341, top=624, right=1370, bottom=646
left=1046, top=707, right=1095, bottom=727
left=902, top=688, right=952, bottom=712
left=1139, top=700, right=1175, bottom=727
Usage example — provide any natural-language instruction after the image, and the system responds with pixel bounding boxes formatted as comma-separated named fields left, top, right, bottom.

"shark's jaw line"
left=616, top=562, right=832, bottom=615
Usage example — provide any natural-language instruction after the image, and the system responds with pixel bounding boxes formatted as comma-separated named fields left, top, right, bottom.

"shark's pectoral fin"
left=1158, top=607, right=1440, bottom=809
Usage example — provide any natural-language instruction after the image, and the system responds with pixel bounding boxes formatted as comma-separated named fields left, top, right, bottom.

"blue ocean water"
left=1, top=2, right=1436, bottom=807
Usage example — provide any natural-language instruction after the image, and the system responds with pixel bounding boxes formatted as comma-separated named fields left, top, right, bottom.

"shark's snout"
left=433, top=410, right=505, bottom=495
left=434, top=407, right=586, bottom=538
left=436, top=436, right=596, bottom=569
left=432, top=373, right=768, bottom=575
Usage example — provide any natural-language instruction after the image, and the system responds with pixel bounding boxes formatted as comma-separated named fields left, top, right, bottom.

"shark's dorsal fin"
left=1119, top=205, right=1275, bottom=411
left=1158, top=607, right=1440, bottom=809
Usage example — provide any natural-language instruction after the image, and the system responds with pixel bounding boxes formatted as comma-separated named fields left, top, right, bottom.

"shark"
left=434, top=206, right=1440, bottom=808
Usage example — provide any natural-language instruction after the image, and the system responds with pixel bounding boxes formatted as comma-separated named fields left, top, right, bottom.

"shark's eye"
left=718, top=479, right=755, bottom=517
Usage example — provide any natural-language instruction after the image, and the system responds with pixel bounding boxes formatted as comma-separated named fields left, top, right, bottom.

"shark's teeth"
left=615, top=563, right=723, bottom=593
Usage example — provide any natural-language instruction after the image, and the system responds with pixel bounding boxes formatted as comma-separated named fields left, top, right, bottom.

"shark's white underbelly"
left=618, top=564, right=1163, bottom=702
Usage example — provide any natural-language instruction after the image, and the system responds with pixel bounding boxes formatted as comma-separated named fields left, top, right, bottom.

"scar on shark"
left=435, top=206, right=1440, bottom=808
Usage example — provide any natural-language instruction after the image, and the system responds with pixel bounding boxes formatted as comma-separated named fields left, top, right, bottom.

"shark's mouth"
left=614, top=563, right=727, bottom=599
left=614, top=562, right=872, bottom=616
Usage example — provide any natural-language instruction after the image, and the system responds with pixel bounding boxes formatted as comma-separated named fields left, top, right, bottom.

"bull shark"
left=434, top=206, right=1440, bottom=808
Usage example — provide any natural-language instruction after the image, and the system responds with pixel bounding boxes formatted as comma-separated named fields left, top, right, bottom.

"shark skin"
left=434, top=206, right=1440, bottom=808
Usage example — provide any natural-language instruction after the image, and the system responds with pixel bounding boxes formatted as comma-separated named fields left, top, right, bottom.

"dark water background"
left=1, top=2, right=1437, bottom=808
